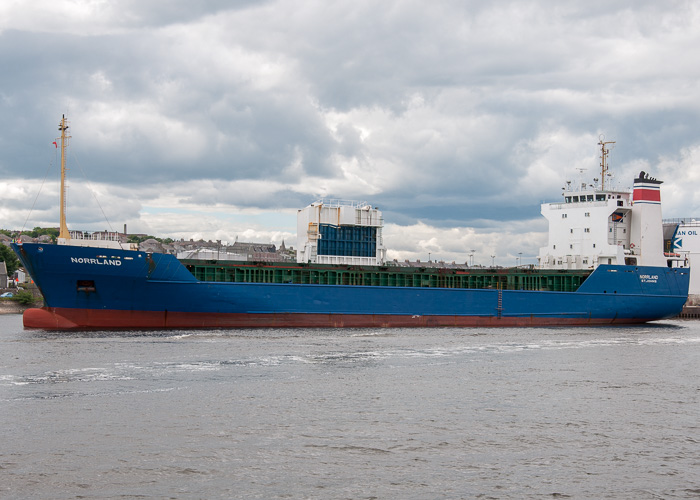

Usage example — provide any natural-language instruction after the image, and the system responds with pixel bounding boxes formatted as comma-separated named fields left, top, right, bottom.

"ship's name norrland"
left=70, top=257, right=122, bottom=266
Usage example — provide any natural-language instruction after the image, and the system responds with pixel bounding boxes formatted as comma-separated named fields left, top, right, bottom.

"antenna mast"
left=598, top=137, right=615, bottom=191
left=58, top=115, right=71, bottom=240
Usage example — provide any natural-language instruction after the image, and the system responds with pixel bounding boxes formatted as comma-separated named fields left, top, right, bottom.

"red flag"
left=52, top=141, right=57, bottom=148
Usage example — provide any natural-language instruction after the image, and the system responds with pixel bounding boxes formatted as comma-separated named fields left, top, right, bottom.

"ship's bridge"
left=539, top=181, right=633, bottom=270
left=563, top=187, right=631, bottom=207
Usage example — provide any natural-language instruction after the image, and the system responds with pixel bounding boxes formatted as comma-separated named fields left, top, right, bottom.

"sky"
left=1, top=0, right=699, bottom=266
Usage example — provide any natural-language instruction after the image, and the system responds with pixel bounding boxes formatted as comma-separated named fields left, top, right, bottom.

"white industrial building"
left=666, top=219, right=700, bottom=299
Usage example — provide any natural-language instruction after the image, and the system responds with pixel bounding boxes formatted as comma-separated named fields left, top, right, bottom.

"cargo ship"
left=11, top=118, right=690, bottom=329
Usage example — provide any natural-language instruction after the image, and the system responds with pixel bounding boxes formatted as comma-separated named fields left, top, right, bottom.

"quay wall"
left=0, top=301, right=27, bottom=314
left=678, top=305, right=700, bottom=319
left=0, top=286, right=44, bottom=314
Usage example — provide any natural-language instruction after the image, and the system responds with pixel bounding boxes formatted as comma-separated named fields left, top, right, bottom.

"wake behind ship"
left=11, top=118, right=690, bottom=329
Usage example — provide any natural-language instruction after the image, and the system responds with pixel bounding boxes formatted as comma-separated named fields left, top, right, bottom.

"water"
left=1, top=314, right=699, bottom=499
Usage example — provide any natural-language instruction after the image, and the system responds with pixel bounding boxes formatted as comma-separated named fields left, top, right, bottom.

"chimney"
left=630, top=171, right=665, bottom=267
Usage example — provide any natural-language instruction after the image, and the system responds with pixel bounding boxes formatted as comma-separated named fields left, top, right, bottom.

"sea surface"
left=1, top=314, right=699, bottom=499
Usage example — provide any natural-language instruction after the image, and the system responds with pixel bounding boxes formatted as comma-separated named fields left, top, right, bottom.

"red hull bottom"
left=23, top=307, right=653, bottom=330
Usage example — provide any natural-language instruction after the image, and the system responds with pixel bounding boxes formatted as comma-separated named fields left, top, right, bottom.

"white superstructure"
left=297, top=199, right=386, bottom=265
left=539, top=141, right=669, bottom=270
left=539, top=184, right=632, bottom=269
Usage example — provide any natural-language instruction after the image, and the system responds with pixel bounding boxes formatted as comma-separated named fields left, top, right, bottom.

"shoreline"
left=0, top=301, right=28, bottom=314
left=0, top=300, right=43, bottom=315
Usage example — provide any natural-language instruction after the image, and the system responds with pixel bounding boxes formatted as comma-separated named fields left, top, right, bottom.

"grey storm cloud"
left=1, top=0, right=699, bottom=263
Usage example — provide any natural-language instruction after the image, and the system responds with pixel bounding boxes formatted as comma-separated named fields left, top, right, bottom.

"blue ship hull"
left=12, top=242, right=690, bottom=329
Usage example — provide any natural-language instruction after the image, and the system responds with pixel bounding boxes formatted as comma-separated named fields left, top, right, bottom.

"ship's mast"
left=598, top=138, right=615, bottom=191
left=58, top=115, right=71, bottom=240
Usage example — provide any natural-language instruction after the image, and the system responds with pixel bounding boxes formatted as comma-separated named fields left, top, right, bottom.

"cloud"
left=383, top=218, right=547, bottom=267
left=1, top=0, right=700, bottom=266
